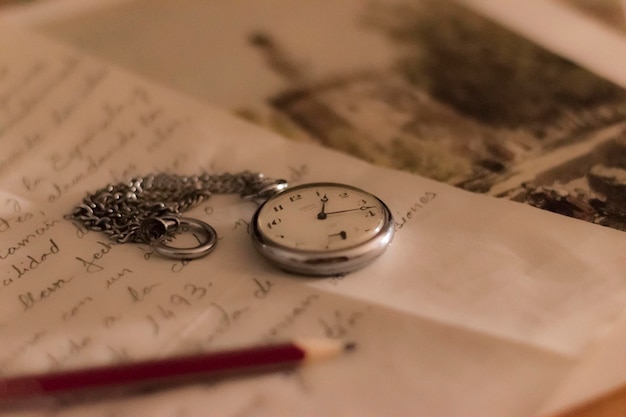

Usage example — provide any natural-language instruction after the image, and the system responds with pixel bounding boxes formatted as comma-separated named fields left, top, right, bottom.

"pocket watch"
left=250, top=182, right=394, bottom=276
left=70, top=173, right=394, bottom=276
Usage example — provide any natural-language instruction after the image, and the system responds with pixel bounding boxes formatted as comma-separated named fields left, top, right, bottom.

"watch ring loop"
left=152, top=217, right=218, bottom=260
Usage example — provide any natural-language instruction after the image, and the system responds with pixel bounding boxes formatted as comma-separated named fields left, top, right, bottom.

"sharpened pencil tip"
left=296, top=338, right=357, bottom=362
left=343, top=342, right=357, bottom=352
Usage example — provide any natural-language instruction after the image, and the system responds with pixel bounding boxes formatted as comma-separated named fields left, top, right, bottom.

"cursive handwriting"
left=394, top=191, right=437, bottom=231
left=4, top=239, right=60, bottom=287
left=18, top=276, right=74, bottom=310
left=288, top=164, right=309, bottom=183
left=0, top=198, right=34, bottom=233
left=196, top=303, right=249, bottom=349
left=61, top=296, right=94, bottom=321
left=252, top=277, right=273, bottom=299
left=47, top=336, right=91, bottom=370
left=128, top=283, right=161, bottom=303
left=0, top=133, right=45, bottom=176
left=1, top=56, right=79, bottom=143
left=0, top=218, right=59, bottom=260
left=263, top=294, right=320, bottom=340
left=105, top=267, right=134, bottom=289
left=51, top=68, right=107, bottom=127
left=145, top=115, right=190, bottom=153
left=75, top=240, right=117, bottom=273
left=318, top=307, right=369, bottom=339
left=49, top=99, right=125, bottom=172
left=47, top=130, right=137, bottom=203
left=140, top=246, right=193, bottom=273
left=0, top=330, right=46, bottom=376
left=144, top=282, right=212, bottom=335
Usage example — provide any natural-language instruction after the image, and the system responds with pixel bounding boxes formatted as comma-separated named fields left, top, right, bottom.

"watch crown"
left=243, top=179, right=289, bottom=201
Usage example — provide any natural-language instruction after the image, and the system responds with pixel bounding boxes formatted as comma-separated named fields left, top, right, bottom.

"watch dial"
left=255, top=183, right=388, bottom=251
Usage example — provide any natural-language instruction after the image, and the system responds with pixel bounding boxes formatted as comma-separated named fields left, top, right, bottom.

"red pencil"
left=0, top=339, right=355, bottom=402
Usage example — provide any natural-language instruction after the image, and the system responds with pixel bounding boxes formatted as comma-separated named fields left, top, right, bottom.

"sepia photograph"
left=255, top=0, right=626, bottom=231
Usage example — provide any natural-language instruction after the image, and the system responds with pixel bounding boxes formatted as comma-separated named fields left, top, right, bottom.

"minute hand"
left=324, top=206, right=377, bottom=215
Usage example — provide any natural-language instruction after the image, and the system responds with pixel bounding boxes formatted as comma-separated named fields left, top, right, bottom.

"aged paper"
left=2, top=27, right=626, bottom=417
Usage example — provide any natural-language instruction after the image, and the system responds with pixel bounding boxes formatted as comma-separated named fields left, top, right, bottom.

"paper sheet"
left=2, top=27, right=626, bottom=416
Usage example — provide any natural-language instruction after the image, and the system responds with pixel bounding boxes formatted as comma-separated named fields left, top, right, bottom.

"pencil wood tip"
left=296, top=338, right=356, bottom=362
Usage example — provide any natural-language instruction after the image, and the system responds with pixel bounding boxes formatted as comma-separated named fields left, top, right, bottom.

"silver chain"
left=69, top=171, right=286, bottom=244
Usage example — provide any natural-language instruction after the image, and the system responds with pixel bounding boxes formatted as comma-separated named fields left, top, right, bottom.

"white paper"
left=1, top=27, right=626, bottom=417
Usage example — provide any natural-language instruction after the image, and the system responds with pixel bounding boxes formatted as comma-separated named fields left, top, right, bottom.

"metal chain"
left=69, top=171, right=286, bottom=244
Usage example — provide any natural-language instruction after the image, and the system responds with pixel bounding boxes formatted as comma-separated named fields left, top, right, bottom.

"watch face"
left=251, top=182, right=394, bottom=275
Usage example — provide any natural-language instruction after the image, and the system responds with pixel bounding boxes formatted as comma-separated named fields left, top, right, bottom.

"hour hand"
left=317, top=195, right=329, bottom=220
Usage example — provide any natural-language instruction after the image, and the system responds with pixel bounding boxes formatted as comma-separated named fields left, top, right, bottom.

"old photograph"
left=253, top=1, right=626, bottom=231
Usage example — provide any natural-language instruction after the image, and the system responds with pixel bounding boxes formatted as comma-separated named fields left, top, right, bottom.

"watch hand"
left=329, top=231, right=348, bottom=240
left=324, top=206, right=377, bottom=216
left=317, top=195, right=329, bottom=220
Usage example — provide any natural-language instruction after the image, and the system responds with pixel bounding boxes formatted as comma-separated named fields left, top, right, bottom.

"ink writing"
left=4, top=239, right=60, bottom=287
left=128, top=283, right=161, bottom=303
left=75, top=240, right=117, bottom=273
left=61, top=296, right=94, bottom=321
left=105, top=267, right=133, bottom=289
left=263, top=294, right=320, bottom=340
left=18, top=276, right=74, bottom=310
left=0, top=218, right=59, bottom=260
left=394, top=191, right=437, bottom=231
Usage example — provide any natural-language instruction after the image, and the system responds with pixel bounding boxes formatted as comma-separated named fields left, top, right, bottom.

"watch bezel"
left=250, top=182, right=394, bottom=276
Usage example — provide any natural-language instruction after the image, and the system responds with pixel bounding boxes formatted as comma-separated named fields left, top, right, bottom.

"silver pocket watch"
left=251, top=182, right=394, bottom=275
left=70, top=172, right=394, bottom=276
